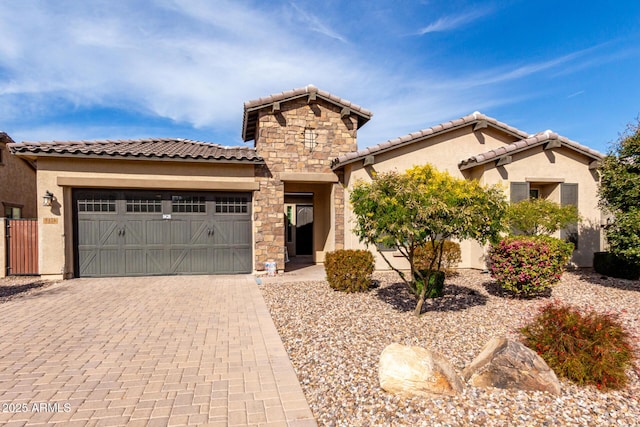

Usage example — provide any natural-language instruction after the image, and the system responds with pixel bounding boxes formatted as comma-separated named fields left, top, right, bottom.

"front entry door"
left=295, top=205, right=313, bottom=255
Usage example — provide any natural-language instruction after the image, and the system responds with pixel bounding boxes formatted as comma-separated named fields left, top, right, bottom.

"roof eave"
left=457, top=140, right=604, bottom=171
left=9, top=151, right=265, bottom=165
left=242, top=92, right=372, bottom=142
left=332, top=119, right=488, bottom=170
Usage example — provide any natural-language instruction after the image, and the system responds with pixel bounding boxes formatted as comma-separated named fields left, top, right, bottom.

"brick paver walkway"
left=0, top=275, right=316, bottom=426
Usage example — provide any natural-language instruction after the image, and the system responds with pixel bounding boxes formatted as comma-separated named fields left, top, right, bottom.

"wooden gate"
left=6, top=219, right=39, bottom=275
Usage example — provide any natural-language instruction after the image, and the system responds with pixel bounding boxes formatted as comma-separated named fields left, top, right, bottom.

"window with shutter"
left=561, top=183, right=579, bottom=249
left=510, top=182, right=530, bottom=203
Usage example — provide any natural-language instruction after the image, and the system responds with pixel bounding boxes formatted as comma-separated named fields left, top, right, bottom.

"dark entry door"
left=295, top=205, right=313, bottom=255
left=74, top=190, right=252, bottom=277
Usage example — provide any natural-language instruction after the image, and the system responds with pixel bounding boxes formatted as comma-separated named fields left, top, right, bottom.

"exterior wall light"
left=43, top=190, right=54, bottom=207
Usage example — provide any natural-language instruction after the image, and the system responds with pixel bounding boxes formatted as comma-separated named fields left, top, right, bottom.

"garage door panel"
left=170, top=247, right=210, bottom=274
left=77, top=219, right=100, bottom=245
left=98, top=221, right=120, bottom=246
left=187, top=248, right=211, bottom=274
left=232, top=247, right=252, bottom=273
left=145, top=220, right=167, bottom=245
left=124, top=221, right=145, bottom=246
left=214, top=250, right=231, bottom=273
left=75, top=190, right=252, bottom=277
left=213, top=248, right=251, bottom=274
left=188, top=220, right=211, bottom=244
left=97, top=250, right=122, bottom=276
left=78, top=250, right=98, bottom=276
left=146, top=249, right=167, bottom=274
left=233, top=220, right=252, bottom=245
left=124, top=249, right=145, bottom=275
left=170, top=221, right=189, bottom=244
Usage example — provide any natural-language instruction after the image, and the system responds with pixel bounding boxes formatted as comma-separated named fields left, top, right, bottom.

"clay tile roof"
left=458, top=130, right=605, bottom=170
left=242, top=84, right=373, bottom=142
left=0, top=131, right=16, bottom=144
left=8, top=138, right=264, bottom=163
left=331, top=111, right=530, bottom=169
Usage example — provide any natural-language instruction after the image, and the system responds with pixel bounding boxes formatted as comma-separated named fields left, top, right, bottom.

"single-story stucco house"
left=8, top=85, right=605, bottom=280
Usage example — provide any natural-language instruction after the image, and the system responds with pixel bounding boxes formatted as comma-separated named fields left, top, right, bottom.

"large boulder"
left=463, top=336, right=561, bottom=395
left=379, top=343, right=464, bottom=397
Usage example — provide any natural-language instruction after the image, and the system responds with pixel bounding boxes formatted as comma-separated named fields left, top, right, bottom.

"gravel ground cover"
left=260, top=269, right=640, bottom=426
left=0, top=276, right=55, bottom=303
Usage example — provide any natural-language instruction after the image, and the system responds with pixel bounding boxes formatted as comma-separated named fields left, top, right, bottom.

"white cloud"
left=567, top=90, right=585, bottom=99
left=416, top=9, right=492, bottom=34
left=0, top=0, right=359, bottom=130
left=289, top=2, right=348, bottom=43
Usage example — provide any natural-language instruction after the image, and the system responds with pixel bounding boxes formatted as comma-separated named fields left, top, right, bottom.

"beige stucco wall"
left=361, top=126, right=519, bottom=179
left=343, top=125, right=519, bottom=270
left=34, top=157, right=257, bottom=279
left=342, top=126, right=602, bottom=270
left=1, top=142, right=37, bottom=218
left=479, top=145, right=601, bottom=267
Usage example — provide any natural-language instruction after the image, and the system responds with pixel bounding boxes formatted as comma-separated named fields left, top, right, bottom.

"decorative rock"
left=462, top=336, right=561, bottom=395
left=379, top=343, right=464, bottom=397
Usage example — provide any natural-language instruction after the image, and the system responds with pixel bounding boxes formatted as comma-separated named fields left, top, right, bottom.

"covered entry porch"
left=281, top=174, right=344, bottom=271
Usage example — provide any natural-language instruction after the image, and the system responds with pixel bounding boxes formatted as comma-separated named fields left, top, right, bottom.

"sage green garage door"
left=73, top=190, right=252, bottom=277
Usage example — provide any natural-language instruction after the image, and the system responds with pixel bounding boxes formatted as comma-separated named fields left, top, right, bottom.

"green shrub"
left=414, top=241, right=462, bottom=276
left=521, top=302, right=635, bottom=390
left=413, top=270, right=445, bottom=298
left=324, top=249, right=374, bottom=292
left=488, top=235, right=573, bottom=296
left=593, top=252, right=640, bottom=280
left=506, top=198, right=580, bottom=236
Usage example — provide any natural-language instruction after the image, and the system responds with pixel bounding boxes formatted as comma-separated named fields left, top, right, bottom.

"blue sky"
left=1, top=0, right=639, bottom=154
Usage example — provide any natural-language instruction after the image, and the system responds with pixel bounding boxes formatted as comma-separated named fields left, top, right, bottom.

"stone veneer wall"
left=253, top=97, right=358, bottom=270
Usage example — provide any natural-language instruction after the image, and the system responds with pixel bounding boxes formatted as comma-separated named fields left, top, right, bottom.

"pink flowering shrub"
left=488, top=236, right=574, bottom=296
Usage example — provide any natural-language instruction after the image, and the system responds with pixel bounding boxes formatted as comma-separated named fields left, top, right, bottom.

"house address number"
left=43, top=218, right=58, bottom=224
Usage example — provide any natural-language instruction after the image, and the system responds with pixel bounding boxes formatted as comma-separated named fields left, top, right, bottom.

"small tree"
left=599, top=119, right=640, bottom=264
left=350, top=164, right=507, bottom=315
left=507, top=198, right=580, bottom=236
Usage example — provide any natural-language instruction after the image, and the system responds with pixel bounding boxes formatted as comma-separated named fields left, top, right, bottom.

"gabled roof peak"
left=331, top=111, right=530, bottom=169
left=459, top=131, right=604, bottom=170
left=242, top=85, right=372, bottom=142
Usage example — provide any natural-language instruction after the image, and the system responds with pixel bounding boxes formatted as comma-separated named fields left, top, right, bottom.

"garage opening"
left=73, top=189, right=252, bottom=277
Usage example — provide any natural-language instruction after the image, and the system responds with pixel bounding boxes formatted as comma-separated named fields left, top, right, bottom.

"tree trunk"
left=413, top=297, right=425, bottom=316
left=413, top=269, right=433, bottom=316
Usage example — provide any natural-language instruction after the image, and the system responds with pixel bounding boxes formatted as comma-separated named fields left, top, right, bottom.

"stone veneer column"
left=333, top=172, right=345, bottom=250
left=253, top=97, right=360, bottom=271
left=254, top=164, right=285, bottom=271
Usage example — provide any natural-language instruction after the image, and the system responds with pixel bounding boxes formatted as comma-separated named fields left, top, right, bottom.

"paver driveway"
left=0, top=275, right=316, bottom=426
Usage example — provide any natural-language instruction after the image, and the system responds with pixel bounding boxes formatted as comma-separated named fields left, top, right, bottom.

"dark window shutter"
left=510, top=182, right=530, bottom=203
left=509, top=182, right=530, bottom=235
left=561, top=183, right=578, bottom=207
left=561, top=183, right=579, bottom=249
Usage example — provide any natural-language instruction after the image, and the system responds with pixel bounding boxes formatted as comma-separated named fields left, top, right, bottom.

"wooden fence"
left=4, top=219, right=38, bottom=276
